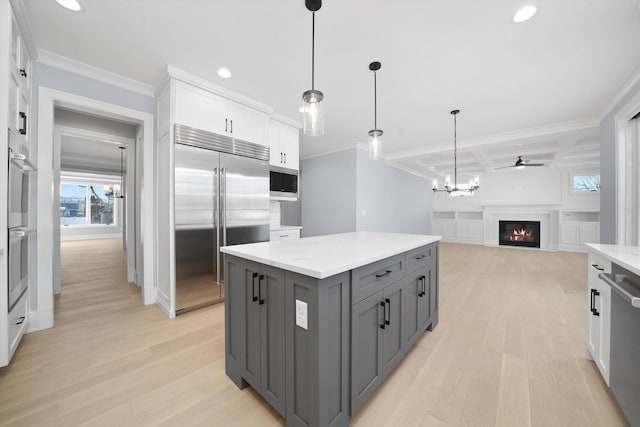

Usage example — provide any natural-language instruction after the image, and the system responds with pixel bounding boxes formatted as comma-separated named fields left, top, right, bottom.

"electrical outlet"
left=296, top=299, right=308, bottom=330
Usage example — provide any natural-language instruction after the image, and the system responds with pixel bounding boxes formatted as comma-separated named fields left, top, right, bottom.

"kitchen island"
left=221, top=232, right=441, bottom=427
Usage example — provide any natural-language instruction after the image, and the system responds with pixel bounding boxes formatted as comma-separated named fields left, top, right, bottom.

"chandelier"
left=432, top=109, right=479, bottom=197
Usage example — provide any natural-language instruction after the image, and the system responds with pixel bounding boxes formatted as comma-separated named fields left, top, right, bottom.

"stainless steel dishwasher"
left=600, top=264, right=640, bottom=427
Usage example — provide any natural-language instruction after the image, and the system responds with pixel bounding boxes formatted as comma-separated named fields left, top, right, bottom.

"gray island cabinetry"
left=222, top=232, right=440, bottom=427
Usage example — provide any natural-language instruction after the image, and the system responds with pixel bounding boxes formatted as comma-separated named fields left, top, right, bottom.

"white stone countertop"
left=270, top=225, right=303, bottom=231
left=585, top=243, right=640, bottom=276
left=221, top=231, right=441, bottom=279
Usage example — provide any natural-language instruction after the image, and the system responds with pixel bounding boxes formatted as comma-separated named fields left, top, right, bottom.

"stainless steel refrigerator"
left=174, top=124, right=270, bottom=314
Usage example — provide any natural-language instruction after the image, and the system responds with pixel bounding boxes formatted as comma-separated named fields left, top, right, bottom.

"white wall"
left=301, top=149, right=357, bottom=237
left=355, top=148, right=431, bottom=234
left=55, top=108, right=137, bottom=139
left=432, top=167, right=600, bottom=212
left=301, top=147, right=433, bottom=237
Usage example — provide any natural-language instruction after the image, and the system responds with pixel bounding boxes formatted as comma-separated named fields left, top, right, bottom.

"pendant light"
left=432, top=109, right=479, bottom=196
left=368, top=61, right=383, bottom=160
left=301, top=0, right=324, bottom=136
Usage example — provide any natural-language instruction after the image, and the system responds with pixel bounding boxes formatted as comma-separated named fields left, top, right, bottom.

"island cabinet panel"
left=351, top=277, right=406, bottom=414
left=351, top=254, right=404, bottom=305
left=224, top=256, right=286, bottom=416
left=285, top=271, right=351, bottom=427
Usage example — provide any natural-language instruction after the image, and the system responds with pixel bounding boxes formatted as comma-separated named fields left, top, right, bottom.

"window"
left=60, top=181, right=117, bottom=226
left=573, top=174, right=600, bottom=192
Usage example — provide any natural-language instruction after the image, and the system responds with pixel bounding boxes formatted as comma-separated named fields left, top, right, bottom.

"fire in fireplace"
left=499, top=220, right=540, bottom=248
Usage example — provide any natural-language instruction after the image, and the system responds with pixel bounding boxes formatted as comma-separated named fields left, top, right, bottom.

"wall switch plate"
left=295, top=299, right=308, bottom=330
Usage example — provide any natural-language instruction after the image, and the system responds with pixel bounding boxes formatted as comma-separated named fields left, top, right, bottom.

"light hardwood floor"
left=0, top=240, right=629, bottom=426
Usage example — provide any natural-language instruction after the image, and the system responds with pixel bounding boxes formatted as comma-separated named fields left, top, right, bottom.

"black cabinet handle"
left=418, top=275, right=426, bottom=297
left=16, top=316, right=25, bottom=325
left=379, top=301, right=386, bottom=329
left=591, top=264, right=605, bottom=271
left=258, top=274, right=265, bottom=305
left=284, top=153, right=286, bottom=163
left=19, top=68, right=27, bottom=78
left=280, top=152, right=283, bottom=163
left=590, top=288, right=595, bottom=314
left=592, top=289, right=600, bottom=316
left=415, top=254, right=426, bottom=260
left=225, top=118, right=228, bottom=132
left=376, top=270, right=392, bottom=279
left=252, top=272, right=258, bottom=302
left=19, top=112, right=27, bottom=135
left=230, top=119, right=233, bottom=134
left=385, top=298, right=391, bottom=326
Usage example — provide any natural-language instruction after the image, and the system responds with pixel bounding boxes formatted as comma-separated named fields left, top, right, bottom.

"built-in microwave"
left=270, top=166, right=298, bottom=200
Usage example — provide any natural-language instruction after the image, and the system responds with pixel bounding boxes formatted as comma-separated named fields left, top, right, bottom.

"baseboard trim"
left=26, top=306, right=54, bottom=333
left=155, top=290, right=174, bottom=319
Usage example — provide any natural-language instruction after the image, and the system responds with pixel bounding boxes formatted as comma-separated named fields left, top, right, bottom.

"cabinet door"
left=403, top=272, right=422, bottom=349
left=174, top=81, right=228, bottom=135
left=18, top=38, right=30, bottom=100
left=260, top=265, right=286, bottom=415
left=279, top=124, right=299, bottom=170
left=8, top=74, right=19, bottom=135
left=228, top=100, right=268, bottom=146
left=382, top=280, right=404, bottom=377
left=594, top=282, right=611, bottom=384
left=420, top=268, right=433, bottom=330
left=242, top=268, right=262, bottom=390
left=351, top=291, right=384, bottom=414
left=268, top=121, right=281, bottom=166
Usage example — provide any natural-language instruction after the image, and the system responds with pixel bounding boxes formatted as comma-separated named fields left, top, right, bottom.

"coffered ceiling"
left=20, top=0, right=640, bottom=178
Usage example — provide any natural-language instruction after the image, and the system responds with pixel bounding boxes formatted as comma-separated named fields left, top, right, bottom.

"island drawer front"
left=351, top=254, right=404, bottom=305
left=405, top=244, right=435, bottom=274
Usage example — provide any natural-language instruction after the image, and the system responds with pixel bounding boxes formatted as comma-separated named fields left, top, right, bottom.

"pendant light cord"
left=453, top=113, right=457, bottom=188
left=311, top=11, right=315, bottom=90
left=374, top=71, right=377, bottom=130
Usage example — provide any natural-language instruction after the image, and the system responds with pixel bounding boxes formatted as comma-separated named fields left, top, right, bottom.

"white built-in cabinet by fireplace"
left=432, top=207, right=600, bottom=251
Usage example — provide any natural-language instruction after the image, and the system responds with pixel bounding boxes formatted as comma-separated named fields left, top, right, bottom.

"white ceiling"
left=22, top=0, right=640, bottom=179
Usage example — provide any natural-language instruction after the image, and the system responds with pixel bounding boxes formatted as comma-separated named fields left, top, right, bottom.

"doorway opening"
left=35, top=88, right=155, bottom=333
left=54, top=108, right=137, bottom=311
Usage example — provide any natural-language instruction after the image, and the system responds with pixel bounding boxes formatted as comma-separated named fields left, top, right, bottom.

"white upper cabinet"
left=268, top=119, right=300, bottom=170
left=7, top=15, right=31, bottom=145
left=227, top=100, right=268, bottom=146
left=173, top=80, right=268, bottom=147
left=174, top=81, right=228, bottom=135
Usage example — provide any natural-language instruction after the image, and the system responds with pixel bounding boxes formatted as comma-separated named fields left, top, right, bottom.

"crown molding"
left=10, top=0, right=38, bottom=60
left=167, top=65, right=274, bottom=114
left=37, top=49, right=156, bottom=97
left=299, top=142, right=365, bottom=161
left=271, top=112, right=302, bottom=129
left=384, top=117, right=600, bottom=161
left=599, top=64, right=640, bottom=120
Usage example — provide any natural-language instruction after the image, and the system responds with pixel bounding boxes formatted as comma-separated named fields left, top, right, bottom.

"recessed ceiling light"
left=217, top=68, right=231, bottom=79
left=56, top=0, right=83, bottom=12
left=513, top=5, right=537, bottom=23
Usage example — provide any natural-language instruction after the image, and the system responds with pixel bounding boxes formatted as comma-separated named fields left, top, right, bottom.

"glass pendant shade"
left=368, top=129, right=383, bottom=160
left=302, top=89, right=324, bottom=136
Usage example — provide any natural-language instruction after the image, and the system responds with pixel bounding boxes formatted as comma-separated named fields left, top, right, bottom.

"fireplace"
left=499, top=220, right=541, bottom=248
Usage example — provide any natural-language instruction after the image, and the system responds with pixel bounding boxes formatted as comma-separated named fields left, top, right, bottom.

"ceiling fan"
left=496, top=156, right=545, bottom=170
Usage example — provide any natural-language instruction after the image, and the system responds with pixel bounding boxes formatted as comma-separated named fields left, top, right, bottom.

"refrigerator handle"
left=214, top=166, right=220, bottom=283
left=222, top=167, right=227, bottom=247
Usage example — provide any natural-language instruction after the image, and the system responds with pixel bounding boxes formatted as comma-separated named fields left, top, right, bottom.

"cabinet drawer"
left=8, top=290, right=28, bottom=358
left=405, top=244, right=435, bottom=274
left=351, top=254, right=404, bottom=305
left=270, top=229, right=300, bottom=241
left=588, top=252, right=611, bottom=274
